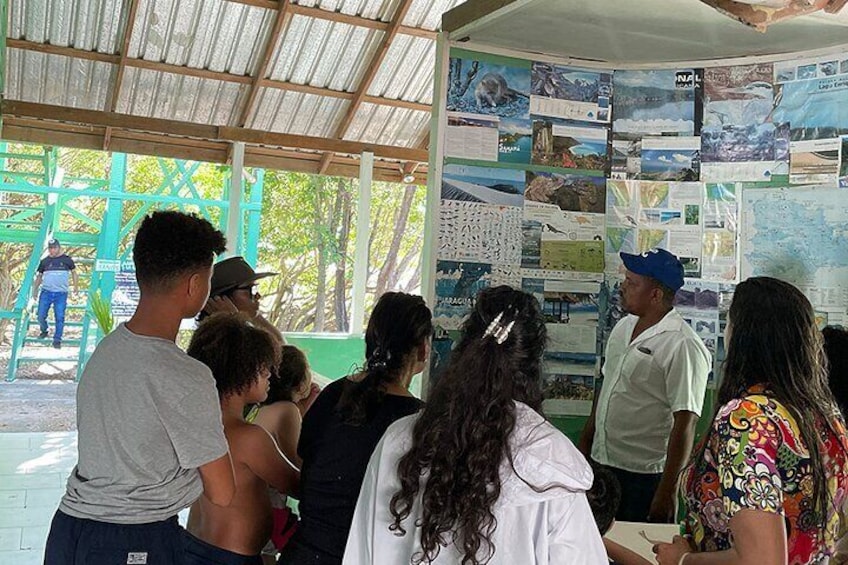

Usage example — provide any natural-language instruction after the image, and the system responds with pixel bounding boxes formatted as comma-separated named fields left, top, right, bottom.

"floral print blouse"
left=682, top=385, right=848, bottom=565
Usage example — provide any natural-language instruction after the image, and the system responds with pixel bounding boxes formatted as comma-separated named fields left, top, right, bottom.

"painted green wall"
left=289, top=333, right=717, bottom=447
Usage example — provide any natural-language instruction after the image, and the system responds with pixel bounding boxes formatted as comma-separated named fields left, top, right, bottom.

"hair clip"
left=483, top=311, right=515, bottom=345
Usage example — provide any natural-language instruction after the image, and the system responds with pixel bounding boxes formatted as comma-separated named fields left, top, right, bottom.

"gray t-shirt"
left=60, top=323, right=228, bottom=524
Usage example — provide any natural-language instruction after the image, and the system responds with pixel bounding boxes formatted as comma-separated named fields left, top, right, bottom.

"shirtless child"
left=185, top=313, right=300, bottom=564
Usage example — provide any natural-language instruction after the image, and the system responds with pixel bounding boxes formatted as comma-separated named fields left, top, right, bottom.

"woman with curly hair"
left=344, top=286, right=606, bottom=564
left=278, top=292, right=432, bottom=565
left=654, top=277, right=848, bottom=565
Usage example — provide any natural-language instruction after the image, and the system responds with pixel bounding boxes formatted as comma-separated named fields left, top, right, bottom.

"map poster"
left=741, top=186, right=848, bottom=326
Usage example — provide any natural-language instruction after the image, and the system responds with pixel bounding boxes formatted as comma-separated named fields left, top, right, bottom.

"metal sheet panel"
left=8, top=0, right=126, bottom=53
left=250, top=88, right=351, bottom=137
left=129, top=0, right=272, bottom=76
left=366, top=34, right=435, bottom=103
left=6, top=48, right=113, bottom=110
left=117, top=66, right=248, bottom=125
left=344, top=102, right=428, bottom=147
left=267, top=14, right=384, bottom=93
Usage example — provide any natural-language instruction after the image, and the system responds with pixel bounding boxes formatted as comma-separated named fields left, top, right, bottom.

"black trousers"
left=44, top=510, right=183, bottom=565
left=601, top=463, right=664, bottom=523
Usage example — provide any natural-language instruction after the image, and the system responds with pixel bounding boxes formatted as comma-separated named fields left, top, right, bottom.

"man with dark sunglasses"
left=200, top=256, right=285, bottom=345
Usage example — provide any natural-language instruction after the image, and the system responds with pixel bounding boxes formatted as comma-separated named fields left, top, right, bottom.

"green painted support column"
left=77, top=153, right=127, bottom=380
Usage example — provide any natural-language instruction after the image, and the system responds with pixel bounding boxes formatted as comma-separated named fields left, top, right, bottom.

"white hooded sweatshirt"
left=342, top=401, right=608, bottom=565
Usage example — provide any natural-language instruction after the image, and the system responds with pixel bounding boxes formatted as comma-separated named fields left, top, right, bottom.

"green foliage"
left=89, top=290, right=114, bottom=335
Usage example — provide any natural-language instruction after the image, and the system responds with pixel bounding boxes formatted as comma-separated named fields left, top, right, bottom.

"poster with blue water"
left=613, top=69, right=701, bottom=135
left=498, top=118, right=532, bottom=164
left=433, top=260, right=492, bottom=330
left=447, top=51, right=531, bottom=120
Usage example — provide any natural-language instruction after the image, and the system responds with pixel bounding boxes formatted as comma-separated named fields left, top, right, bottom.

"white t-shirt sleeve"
left=665, top=338, right=710, bottom=416
left=548, top=493, right=609, bottom=565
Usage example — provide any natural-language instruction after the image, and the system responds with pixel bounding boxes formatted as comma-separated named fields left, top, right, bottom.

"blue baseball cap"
left=620, top=248, right=684, bottom=292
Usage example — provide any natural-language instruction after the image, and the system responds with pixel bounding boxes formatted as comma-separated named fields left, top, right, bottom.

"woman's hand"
left=653, top=535, right=694, bottom=565
left=204, top=295, right=239, bottom=314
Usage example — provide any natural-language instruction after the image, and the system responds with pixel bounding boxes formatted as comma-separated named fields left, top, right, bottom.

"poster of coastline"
left=772, top=54, right=848, bottom=141
left=438, top=200, right=523, bottom=265
left=441, top=164, right=525, bottom=207
left=639, top=136, right=701, bottom=181
left=530, top=62, right=613, bottom=123
left=522, top=278, right=601, bottom=325
left=447, top=54, right=531, bottom=119
left=498, top=118, right=532, bottom=164
left=445, top=113, right=499, bottom=161
left=525, top=172, right=606, bottom=214
left=789, top=138, right=841, bottom=185
left=433, top=260, right=492, bottom=330
left=531, top=118, right=609, bottom=171
left=613, top=69, right=701, bottom=135
left=542, top=353, right=598, bottom=416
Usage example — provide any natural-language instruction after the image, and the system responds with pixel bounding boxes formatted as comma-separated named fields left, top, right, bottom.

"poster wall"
left=433, top=46, right=848, bottom=410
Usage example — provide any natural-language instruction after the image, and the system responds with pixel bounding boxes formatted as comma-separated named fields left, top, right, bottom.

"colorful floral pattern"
left=682, top=385, right=848, bottom=564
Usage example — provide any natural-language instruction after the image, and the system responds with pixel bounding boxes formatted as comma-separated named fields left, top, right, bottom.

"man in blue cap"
left=578, top=248, right=710, bottom=523
left=32, top=238, right=78, bottom=349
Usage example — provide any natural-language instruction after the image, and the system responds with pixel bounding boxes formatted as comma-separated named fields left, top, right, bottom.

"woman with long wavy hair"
left=343, top=286, right=606, bottom=565
left=278, top=292, right=432, bottom=565
left=655, top=277, right=848, bottom=565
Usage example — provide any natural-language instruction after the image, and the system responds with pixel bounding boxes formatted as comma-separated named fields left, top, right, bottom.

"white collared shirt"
left=591, top=309, right=711, bottom=474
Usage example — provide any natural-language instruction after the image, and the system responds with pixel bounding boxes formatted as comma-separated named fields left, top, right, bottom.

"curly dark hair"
left=133, top=211, right=226, bottom=291
left=187, top=312, right=280, bottom=398
left=263, top=345, right=310, bottom=405
left=708, top=277, right=844, bottom=532
left=823, top=326, right=848, bottom=420
left=587, top=463, right=621, bottom=536
left=389, top=286, right=547, bottom=565
left=336, top=292, right=432, bottom=425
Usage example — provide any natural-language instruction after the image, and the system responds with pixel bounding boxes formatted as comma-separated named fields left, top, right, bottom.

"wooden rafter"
left=103, top=0, right=142, bottom=150
left=226, top=0, right=437, bottom=38
left=236, top=1, right=292, bottom=129
left=6, top=40, right=431, bottom=114
left=1, top=100, right=428, bottom=163
left=317, top=0, right=416, bottom=175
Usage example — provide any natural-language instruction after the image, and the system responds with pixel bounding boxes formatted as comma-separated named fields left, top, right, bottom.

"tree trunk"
left=333, top=179, right=353, bottom=332
left=313, top=177, right=328, bottom=332
left=375, top=184, right=416, bottom=298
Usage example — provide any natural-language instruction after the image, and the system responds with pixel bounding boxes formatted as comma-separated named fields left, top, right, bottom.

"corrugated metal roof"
left=117, top=66, right=248, bottom=125
left=129, top=0, right=272, bottom=76
left=4, top=0, right=455, bottom=167
left=251, top=89, right=351, bottom=136
left=6, top=49, right=113, bottom=110
left=344, top=102, right=429, bottom=147
left=8, top=0, right=126, bottom=53
left=367, top=34, right=435, bottom=103
left=293, top=0, right=397, bottom=21
left=403, top=0, right=463, bottom=30
left=267, top=14, right=384, bottom=93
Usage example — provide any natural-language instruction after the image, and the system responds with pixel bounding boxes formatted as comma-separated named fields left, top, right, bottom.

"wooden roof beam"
left=318, top=0, right=416, bottom=175
left=103, top=0, right=141, bottom=150
left=6, top=40, right=430, bottom=113
left=226, top=0, right=437, bottom=39
left=1, top=100, right=429, bottom=163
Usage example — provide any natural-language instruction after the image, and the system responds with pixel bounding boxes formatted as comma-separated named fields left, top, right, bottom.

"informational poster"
left=447, top=54, right=531, bottom=119
left=531, top=118, right=609, bottom=171
left=433, top=260, right=492, bottom=330
left=530, top=62, right=613, bottom=123
left=111, top=262, right=140, bottom=320
left=639, top=136, right=701, bottom=181
left=441, top=164, right=525, bottom=207
left=613, top=69, right=701, bottom=135
left=789, top=138, right=841, bottom=185
left=445, top=113, right=499, bottom=161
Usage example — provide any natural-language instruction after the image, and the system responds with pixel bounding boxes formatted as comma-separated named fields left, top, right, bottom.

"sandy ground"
left=0, top=342, right=78, bottom=433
